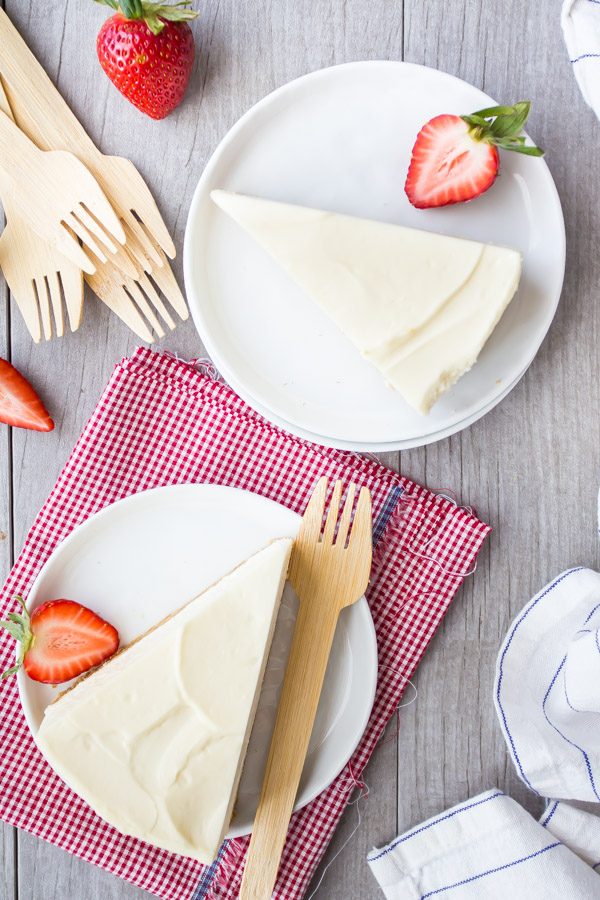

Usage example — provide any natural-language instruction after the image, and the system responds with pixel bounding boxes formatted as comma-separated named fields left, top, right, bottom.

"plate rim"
left=17, top=482, right=378, bottom=837
left=183, top=58, right=565, bottom=451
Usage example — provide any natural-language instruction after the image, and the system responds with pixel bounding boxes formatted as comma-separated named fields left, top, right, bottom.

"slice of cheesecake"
left=211, top=190, right=521, bottom=414
left=35, top=538, right=292, bottom=863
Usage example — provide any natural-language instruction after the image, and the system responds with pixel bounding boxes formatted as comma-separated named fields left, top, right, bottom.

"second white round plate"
left=18, top=484, right=377, bottom=837
left=184, top=60, right=565, bottom=450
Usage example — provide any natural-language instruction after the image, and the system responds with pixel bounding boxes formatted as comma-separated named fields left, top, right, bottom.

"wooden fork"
left=0, top=77, right=83, bottom=341
left=239, top=477, right=373, bottom=900
left=0, top=10, right=184, bottom=297
left=0, top=9, right=188, bottom=331
left=0, top=107, right=124, bottom=276
left=87, top=237, right=187, bottom=343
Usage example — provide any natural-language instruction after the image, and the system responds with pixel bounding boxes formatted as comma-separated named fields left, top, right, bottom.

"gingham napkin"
left=0, top=348, right=490, bottom=900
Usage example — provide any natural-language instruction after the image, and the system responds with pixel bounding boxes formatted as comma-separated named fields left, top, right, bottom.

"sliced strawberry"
left=1, top=597, right=119, bottom=684
left=0, top=358, right=54, bottom=432
left=405, top=102, right=543, bottom=209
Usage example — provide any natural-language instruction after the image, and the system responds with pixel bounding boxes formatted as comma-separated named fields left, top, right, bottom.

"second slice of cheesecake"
left=35, top=537, right=292, bottom=863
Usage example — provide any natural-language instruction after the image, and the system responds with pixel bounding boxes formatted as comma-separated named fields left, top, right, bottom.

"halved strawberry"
left=0, top=358, right=54, bottom=432
left=1, top=597, right=119, bottom=684
left=405, top=101, right=543, bottom=209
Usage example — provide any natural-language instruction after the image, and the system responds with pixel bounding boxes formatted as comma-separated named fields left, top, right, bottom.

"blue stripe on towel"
left=495, top=568, right=584, bottom=795
left=571, top=52, right=600, bottom=62
left=419, top=842, right=561, bottom=898
left=367, top=792, right=504, bottom=862
left=192, top=843, right=227, bottom=899
left=540, top=801, right=559, bottom=827
left=373, top=484, right=403, bottom=545
left=542, top=656, right=600, bottom=801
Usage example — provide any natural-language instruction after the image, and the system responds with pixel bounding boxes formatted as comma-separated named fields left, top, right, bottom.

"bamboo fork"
left=0, top=107, right=124, bottom=275
left=0, top=77, right=83, bottom=341
left=239, top=477, right=373, bottom=900
left=87, top=238, right=185, bottom=342
left=0, top=8, right=187, bottom=327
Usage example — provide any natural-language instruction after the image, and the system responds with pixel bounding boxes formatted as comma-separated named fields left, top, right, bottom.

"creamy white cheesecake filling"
left=35, top=538, right=292, bottom=863
left=211, top=190, right=522, bottom=414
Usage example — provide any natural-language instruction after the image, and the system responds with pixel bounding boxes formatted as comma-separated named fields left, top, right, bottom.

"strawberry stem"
left=0, top=596, right=33, bottom=679
left=93, top=0, right=198, bottom=35
left=461, top=101, right=544, bottom=157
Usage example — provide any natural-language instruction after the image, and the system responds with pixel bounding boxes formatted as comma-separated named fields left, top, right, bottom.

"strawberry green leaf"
left=120, top=0, right=144, bottom=18
left=0, top=620, right=24, bottom=642
left=0, top=596, right=33, bottom=678
left=469, top=104, right=522, bottom=119
left=461, top=100, right=542, bottom=157
left=112, top=0, right=198, bottom=32
left=1, top=665, right=21, bottom=680
left=496, top=142, right=544, bottom=156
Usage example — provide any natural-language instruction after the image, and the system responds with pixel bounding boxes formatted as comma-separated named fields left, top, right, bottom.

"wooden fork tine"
left=34, top=276, right=52, bottom=340
left=125, top=279, right=165, bottom=339
left=46, top=271, right=64, bottom=337
left=323, top=480, right=342, bottom=544
left=86, top=273, right=155, bottom=343
left=63, top=212, right=108, bottom=263
left=352, top=486, right=372, bottom=551
left=74, top=203, right=118, bottom=254
left=300, top=477, right=328, bottom=540
left=147, top=250, right=189, bottom=320
left=55, top=222, right=96, bottom=275
left=60, top=266, right=84, bottom=332
left=122, top=210, right=164, bottom=269
left=14, top=279, right=41, bottom=343
left=122, top=220, right=156, bottom=275
left=138, top=272, right=175, bottom=329
left=85, top=189, right=125, bottom=247
left=335, top=483, right=356, bottom=548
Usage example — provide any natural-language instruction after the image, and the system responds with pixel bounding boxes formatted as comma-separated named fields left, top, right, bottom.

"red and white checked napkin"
left=0, top=348, right=490, bottom=899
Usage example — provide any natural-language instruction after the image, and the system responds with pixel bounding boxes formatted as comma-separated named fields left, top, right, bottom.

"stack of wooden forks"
left=0, top=8, right=188, bottom=344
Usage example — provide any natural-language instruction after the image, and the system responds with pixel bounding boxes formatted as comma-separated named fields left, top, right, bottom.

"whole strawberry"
left=94, top=0, right=198, bottom=120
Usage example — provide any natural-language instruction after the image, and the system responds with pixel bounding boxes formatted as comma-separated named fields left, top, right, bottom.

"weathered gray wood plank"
left=397, top=0, right=600, bottom=840
left=0, top=156, right=17, bottom=900
left=0, top=0, right=18, bottom=876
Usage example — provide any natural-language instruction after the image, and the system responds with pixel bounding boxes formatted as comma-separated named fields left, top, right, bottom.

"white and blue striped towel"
left=494, top=566, right=600, bottom=803
left=562, top=0, right=600, bottom=117
left=367, top=791, right=600, bottom=898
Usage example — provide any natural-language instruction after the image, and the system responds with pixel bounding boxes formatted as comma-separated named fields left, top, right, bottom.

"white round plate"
left=217, top=361, right=528, bottom=453
left=18, top=484, right=377, bottom=837
left=184, top=60, right=565, bottom=450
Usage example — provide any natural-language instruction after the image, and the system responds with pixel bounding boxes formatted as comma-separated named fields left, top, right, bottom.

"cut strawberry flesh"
left=24, top=600, right=119, bottom=684
left=405, top=115, right=499, bottom=209
left=0, top=358, right=54, bottom=432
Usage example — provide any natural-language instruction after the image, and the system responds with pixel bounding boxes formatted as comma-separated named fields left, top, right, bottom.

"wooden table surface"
left=1, top=0, right=598, bottom=897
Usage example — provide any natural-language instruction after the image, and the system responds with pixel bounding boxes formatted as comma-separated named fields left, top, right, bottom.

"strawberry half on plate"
left=1, top=597, right=119, bottom=684
left=405, top=101, right=544, bottom=209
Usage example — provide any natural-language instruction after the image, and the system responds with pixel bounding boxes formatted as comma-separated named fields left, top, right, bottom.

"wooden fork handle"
left=239, top=594, right=341, bottom=900
left=0, top=107, right=39, bottom=177
left=0, top=9, right=100, bottom=160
